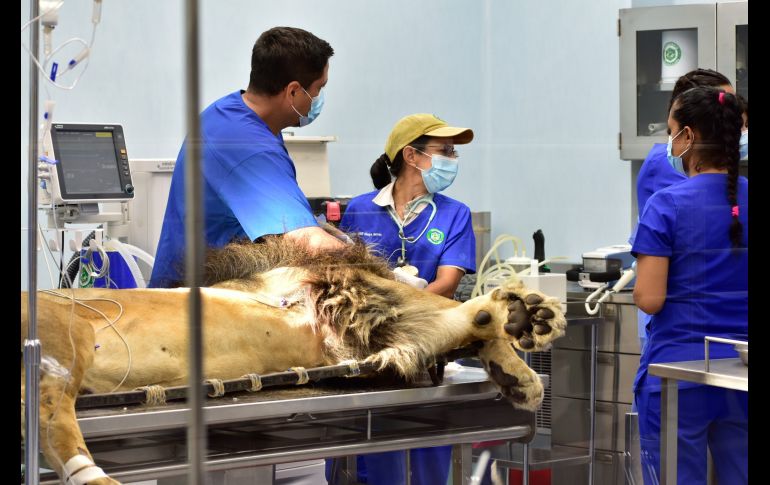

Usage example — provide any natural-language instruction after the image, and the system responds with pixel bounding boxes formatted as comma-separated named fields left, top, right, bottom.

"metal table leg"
left=452, top=443, right=473, bottom=485
left=523, top=352, right=531, bottom=485
left=335, top=456, right=358, bottom=485
left=405, top=449, right=411, bottom=485
left=659, top=377, right=678, bottom=485
left=707, top=446, right=716, bottom=485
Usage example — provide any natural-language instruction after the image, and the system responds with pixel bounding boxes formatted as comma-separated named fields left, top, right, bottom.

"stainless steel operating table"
left=36, top=366, right=546, bottom=484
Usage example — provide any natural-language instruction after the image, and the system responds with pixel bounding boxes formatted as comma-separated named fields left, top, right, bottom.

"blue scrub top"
left=631, top=173, right=748, bottom=392
left=629, top=144, right=688, bottom=346
left=149, top=91, right=317, bottom=288
left=340, top=191, right=476, bottom=283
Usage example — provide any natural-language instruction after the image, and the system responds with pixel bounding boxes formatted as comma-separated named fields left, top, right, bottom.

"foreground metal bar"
left=24, top=0, right=41, bottom=483
left=183, top=0, right=204, bottom=483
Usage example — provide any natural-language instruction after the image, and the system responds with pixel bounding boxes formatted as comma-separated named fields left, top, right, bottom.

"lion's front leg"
left=22, top=293, right=120, bottom=484
left=39, top=379, right=120, bottom=484
left=478, top=339, right=543, bottom=411
left=20, top=369, right=120, bottom=485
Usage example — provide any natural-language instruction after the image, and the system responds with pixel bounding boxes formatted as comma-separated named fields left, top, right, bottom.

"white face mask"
left=291, top=88, right=325, bottom=127
left=666, top=128, right=691, bottom=175
left=411, top=148, right=459, bottom=193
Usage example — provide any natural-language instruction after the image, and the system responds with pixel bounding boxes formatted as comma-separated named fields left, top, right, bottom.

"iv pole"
left=24, top=0, right=42, bottom=483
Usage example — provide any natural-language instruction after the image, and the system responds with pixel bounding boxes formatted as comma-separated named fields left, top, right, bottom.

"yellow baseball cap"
left=384, top=113, right=474, bottom=162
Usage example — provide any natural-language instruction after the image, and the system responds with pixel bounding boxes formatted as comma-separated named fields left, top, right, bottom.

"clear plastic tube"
left=472, top=234, right=524, bottom=298
left=104, top=239, right=151, bottom=288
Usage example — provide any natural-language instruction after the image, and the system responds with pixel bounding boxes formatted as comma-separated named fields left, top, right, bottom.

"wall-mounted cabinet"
left=619, top=2, right=748, bottom=160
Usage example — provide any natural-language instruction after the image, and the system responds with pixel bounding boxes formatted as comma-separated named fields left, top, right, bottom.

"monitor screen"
left=56, top=130, right=123, bottom=194
left=50, top=124, right=133, bottom=202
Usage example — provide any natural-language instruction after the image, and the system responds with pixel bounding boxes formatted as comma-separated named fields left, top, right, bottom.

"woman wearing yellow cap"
left=330, top=114, right=477, bottom=484
left=340, top=113, right=476, bottom=298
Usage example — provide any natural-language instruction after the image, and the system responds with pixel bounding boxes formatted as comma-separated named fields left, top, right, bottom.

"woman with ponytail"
left=631, top=69, right=733, bottom=356
left=631, top=86, right=748, bottom=485
left=329, top=114, right=476, bottom=485
left=340, top=113, right=476, bottom=298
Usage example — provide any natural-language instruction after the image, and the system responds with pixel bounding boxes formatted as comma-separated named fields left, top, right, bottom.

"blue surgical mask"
left=739, top=130, right=748, bottom=160
left=666, top=128, right=690, bottom=175
left=292, top=87, right=325, bottom=127
left=413, top=150, right=459, bottom=193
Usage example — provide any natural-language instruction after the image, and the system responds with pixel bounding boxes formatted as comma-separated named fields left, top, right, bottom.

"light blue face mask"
left=413, top=149, right=459, bottom=193
left=293, top=87, right=325, bottom=127
left=739, top=130, right=748, bottom=160
left=666, top=128, right=690, bottom=175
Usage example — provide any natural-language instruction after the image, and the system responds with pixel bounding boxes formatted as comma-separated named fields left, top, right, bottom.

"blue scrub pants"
left=326, top=446, right=452, bottom=485
left=635, top=383, right=748, bottom=485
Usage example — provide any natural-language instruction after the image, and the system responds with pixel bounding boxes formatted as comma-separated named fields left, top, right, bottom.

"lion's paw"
left=481, top=283, right=566, bottom=352
left=479, top=339, right=543, bottom=411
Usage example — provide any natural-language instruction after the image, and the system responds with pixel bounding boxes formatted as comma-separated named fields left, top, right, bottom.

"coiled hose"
left=59, top=230, right=96, bottom=288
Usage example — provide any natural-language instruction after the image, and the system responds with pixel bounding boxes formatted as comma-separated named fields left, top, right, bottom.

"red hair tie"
left=731, top=205, right=739, bottom=217
left=718, top=92, right=725, bottom=105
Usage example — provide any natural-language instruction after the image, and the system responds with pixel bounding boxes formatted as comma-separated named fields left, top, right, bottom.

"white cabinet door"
left=619, top=5, right=716, bottom=160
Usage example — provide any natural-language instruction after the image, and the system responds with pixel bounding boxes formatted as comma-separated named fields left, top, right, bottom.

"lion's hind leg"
left=478, top=339, right=543, bottom=411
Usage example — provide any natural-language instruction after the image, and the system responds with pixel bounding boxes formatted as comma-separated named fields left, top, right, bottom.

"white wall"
left=22, top=0, right=636, bottom=289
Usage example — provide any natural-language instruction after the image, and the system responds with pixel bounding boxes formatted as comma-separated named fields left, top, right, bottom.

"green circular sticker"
left=663, top=41, right=682, bottom=66
left=426, top=228, right=445, bottom=244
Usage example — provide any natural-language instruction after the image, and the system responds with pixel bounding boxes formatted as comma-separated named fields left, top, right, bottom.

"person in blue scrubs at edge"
left=149, top=26, right=345, bottom=288
left=632, top=86, right=748, bottom=485
left=630, top=69, right=733, bottom=356
left=327, top=113, right=477, bottom=484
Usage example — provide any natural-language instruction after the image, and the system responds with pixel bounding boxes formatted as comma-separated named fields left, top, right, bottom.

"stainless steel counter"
left=38, top=367, right=541, bottom=484
left=649, top=358, right=748, bottom=392
left=648, top=358, right=749, bottom=485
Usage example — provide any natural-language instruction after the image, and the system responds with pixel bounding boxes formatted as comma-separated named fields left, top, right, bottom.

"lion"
left=21, top=237, right=566, bottom=485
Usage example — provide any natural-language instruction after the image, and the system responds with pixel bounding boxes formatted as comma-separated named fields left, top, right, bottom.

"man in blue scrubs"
left=150, top=27, right=344, bottom=288
left=330, top=114, right=476, bottom=484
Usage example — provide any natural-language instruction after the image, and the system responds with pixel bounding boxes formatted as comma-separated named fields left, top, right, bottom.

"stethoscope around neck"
left=386, top=195, right=438, bottom=267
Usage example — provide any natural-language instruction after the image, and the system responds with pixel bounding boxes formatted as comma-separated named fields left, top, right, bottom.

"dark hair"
left=736, top=93, right=748, bottom=128
left=248, top=27, right=334, bottom=96
left=369, top=135, right=431, bottom=189
left=668, top=69, right=731, bottom=113
left=670, top=86, right=744, bottom=248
